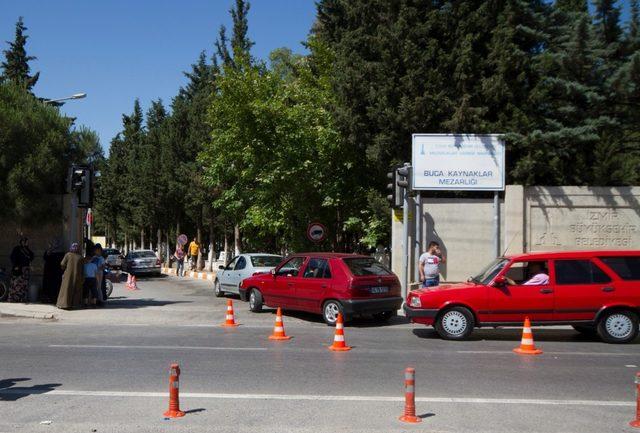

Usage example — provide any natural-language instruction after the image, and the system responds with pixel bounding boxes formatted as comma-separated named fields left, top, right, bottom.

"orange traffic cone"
left=126, top=273, right=132, bottom=290
left=163, top=363, right=185, bottom=418
left=328, top=313, right=351, bottom=351
left=128, top=275, right=139, bottom=291
left=513, top=317, right=542, bottom=355
left=221, top=299, right=239, bottom=327
left=269, top=307, right=291, bottom=341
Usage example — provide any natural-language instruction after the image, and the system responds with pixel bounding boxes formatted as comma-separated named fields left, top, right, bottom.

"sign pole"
left=414, top=192, right=421, bottom=283
left=402, top=188, right=410, bottom=299
left=493, top=191, right=500, bottom=257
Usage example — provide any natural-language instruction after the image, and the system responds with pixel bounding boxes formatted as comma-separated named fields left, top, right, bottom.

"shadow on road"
left=0, top=378, right=61, bottom=401
left=104, top=299, right=192, bottom=309
left=412, top=327, right=639, bottom=344
left=268, top=308, right=410, bottom=328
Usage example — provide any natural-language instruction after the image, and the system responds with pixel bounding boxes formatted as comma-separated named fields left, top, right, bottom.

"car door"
left=488, top=260, right=554, bottom=323
left=272, top=256, right=307, bottom=308
left=297, top=258, right=332, bottom=312
left=552, top=259, right=614, bottom=321
left=228, top=256, right=248, bottom=294
left=219, top=256, right=238, bottom=291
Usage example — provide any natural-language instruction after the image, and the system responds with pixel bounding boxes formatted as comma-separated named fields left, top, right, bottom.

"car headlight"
left=409, top=296, right=421, bottom=308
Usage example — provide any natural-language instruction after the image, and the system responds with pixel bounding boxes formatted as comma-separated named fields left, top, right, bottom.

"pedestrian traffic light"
left=387, top=165, right=403, bottom=209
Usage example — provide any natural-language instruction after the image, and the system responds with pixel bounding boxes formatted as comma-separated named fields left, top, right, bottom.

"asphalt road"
left=0, top=276, right=638, bottom=433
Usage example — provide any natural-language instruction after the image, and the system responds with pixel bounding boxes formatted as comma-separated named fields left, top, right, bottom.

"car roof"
left=128, top=249, right=155, bottom=253
left=289, top=252, right=371, bottom=259
left=505, top=250, right=640, bottom=261
left=243, top=253, right=282, bottom=257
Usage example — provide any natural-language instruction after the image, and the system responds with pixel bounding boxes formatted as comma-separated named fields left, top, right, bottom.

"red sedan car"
left=239, top=253, right=403, bottom=325
left=404, top=250, right=640, bottom=343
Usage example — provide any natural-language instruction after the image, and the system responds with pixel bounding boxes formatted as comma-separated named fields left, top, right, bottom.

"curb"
left=0, top=309, right=56, bottom=320
left=161, top=267, right=216, bottom=281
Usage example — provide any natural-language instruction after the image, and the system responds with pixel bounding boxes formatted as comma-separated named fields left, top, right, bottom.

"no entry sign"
left=307, top=222, right=327, bottom=242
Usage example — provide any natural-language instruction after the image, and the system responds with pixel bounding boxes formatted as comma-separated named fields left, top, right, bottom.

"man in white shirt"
left=419, top=241, right=446, bottom=287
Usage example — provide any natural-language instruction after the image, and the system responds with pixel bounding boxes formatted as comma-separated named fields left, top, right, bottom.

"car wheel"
left=572, top=324, right=597, bottom=336
left=434, top=307, right=475, bottom=340
left=322, top=300, right=344, bottom=326
left=372, top=311, right=395, bottom=322
left=249, top=289, right=263, bottom=312
left=596, top=310, right=639, bottom=344
left=214, top=279, right=224, bottom=298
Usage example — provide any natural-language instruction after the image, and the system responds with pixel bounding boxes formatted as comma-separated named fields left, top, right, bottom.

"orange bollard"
left=221, top=299, right=239, bottom=327
left=328, top=313, right=351, bottom=351
left=269, top=307, right=291, bottom=340
left=513, top=316, right=542, bottom=355
left=163, top=363, right=185, bottom=418
left=399, top=367, right=421, bottom=423
left=631, top=372, right=640, bottom=428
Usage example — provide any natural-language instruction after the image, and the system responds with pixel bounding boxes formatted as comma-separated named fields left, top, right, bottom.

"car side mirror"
left=218, top=265, right=225, bottom=270
left=493, top=275, right=506, bottom=287
left=271, top=268, right=276, bottom=276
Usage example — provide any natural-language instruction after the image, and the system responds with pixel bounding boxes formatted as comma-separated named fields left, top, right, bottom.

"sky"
left=0, top=0, right=317, bottom=151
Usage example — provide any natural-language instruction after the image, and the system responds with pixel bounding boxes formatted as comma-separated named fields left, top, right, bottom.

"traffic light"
left=397, top=163, right=412, bottom=191
left=67, top=165, right=92, bottom=208
left=387, top=165, right=403, bottom=208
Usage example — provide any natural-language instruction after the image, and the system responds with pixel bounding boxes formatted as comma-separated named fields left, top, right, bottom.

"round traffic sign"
left=307, top=222, right=327, bottom=242
left=177, top=234, right=188, bottom=246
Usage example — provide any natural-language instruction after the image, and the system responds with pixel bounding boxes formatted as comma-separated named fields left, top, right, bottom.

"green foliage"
left=0, top=82, right=95, bottom=223
left=1, top=17, right=39, bottom=90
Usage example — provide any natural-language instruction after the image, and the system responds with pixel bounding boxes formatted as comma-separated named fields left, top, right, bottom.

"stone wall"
left=392, top=185, right=640, bottom=286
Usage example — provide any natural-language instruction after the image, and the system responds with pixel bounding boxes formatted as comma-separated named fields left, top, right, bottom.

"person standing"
left=419, top=241, right=446, bottom=287
left=42, top=239, right=65, bottom=303
left=174, top=245, right=185, bottom=277
left=56, top=243, right=84, bottom=309
left=92, top=244, right=106, bottom=304
left=187, top=237, right=200, bottom=271
left=8, top=237, right=35, bottom=303
left=83, top=254, right=100, bottom=307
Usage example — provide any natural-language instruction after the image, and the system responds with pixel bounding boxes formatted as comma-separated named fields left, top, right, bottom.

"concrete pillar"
left=504, top=185, right=525, bottom=255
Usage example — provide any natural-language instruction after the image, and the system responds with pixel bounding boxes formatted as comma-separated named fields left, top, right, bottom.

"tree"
left=1, top=17, right=39, bottom=91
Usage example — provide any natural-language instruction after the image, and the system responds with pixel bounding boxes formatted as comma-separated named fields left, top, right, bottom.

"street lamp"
left=43, top=93, right=87, bottom=105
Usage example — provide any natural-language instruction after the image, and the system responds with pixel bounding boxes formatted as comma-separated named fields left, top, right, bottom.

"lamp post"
left=43, top=92, right=87, bottom=105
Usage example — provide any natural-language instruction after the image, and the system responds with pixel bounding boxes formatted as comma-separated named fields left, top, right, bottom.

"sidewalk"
left=161, top=266, right=217, bottom=281
left=0, top=302, right=57, bottom=319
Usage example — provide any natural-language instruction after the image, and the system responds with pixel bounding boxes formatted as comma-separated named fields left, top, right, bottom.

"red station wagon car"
left=404, top=250, right=640, bottom=343
left=239, top=253, right=403, bottom=325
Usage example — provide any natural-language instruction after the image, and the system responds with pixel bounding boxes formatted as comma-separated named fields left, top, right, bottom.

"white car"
left=214, top=253, right=283, bottom=298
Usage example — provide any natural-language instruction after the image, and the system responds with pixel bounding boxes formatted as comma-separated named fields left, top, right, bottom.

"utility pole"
left=396, top=164, right=412, bottom=299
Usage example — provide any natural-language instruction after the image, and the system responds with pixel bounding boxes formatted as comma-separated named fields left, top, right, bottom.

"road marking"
left=625, top=364, right=637, bottom=368
left=457, top=350, right=639, bottom=357
left=0, top=389, right=632, bottom=407
left=49, top=344, right=267, bottom=351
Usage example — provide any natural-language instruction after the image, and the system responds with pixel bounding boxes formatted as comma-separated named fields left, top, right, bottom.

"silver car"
left=123, top=250, right=161, bottom=276
left=214, top=253, right=282, bottom=298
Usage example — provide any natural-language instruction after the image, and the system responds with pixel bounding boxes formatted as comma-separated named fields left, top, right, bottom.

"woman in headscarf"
left=56, top=243, right=84, bottom=309
left=8, top=237, right=35, bottom=303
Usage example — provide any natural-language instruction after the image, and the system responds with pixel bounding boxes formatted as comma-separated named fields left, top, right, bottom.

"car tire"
left=249, top=289, right=263, bottom=312
left=372, top=311, right=395, bottom=322
left=596, top=310, right=639, bottom=344
left=572, top=324, right=597, bottom=336
left=214, top=279, right=224, bottom=298
left=322, top=300, right=345, bottom=326
left=434, top=306, right=475, bottom=340
left=0, top=280, right=8, bottom=302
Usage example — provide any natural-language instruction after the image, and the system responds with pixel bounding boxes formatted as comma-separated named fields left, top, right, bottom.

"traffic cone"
left=221, top=299, right=239, bottom=327
left=128, top=275, right=139, bottom=291
left=328, top=313, right=351, bottom=351
left=126, top=273, right=132, bottom=290
left=630, top=372, right=640, bottom=428
left=513, top=317, right=542, bottom=355
left=163, top=363, right=185, bottom=418
left=399, top=367, right=421, bottom=423
left=269, top=307, right=291, bottom=341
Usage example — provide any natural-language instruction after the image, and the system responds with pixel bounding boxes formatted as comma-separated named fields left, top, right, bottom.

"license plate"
left=369, top=286, right=388, bottom=294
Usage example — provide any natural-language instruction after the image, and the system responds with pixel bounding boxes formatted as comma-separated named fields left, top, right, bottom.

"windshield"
left=251, top=255, right=282, bottom=268
left=472, top=258, right=509, bottom=285
left=343, top=258, right=391, bottom=276
left=130, top=251, right=156, bottom=259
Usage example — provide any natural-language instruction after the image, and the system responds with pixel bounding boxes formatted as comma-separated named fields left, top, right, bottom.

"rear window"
left=343, top=258, right=391, bottom=276
left=555, top=260, right=610, bottom=285
left=599, top=256, right=640, bottom=280
left=250, top=255, right=282, bottom=268
left=130, top=251, right=156, bottom=259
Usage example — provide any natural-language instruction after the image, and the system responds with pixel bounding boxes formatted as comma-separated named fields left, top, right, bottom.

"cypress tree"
left=1, top=17, right=39, bottom=91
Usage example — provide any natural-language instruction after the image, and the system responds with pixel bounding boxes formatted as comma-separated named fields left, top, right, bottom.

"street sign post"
left=307, top=222, right=327, bottom=243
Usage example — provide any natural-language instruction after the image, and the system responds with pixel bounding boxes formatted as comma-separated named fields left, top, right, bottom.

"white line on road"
left=48, top=344, right=267, bottom=351
left=457, top=350, right=639, bottom=357
left=0, top=389, right=633, bottom=407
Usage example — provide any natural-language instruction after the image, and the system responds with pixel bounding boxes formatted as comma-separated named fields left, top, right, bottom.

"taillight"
left=156, top=259, right=161, bottom=266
